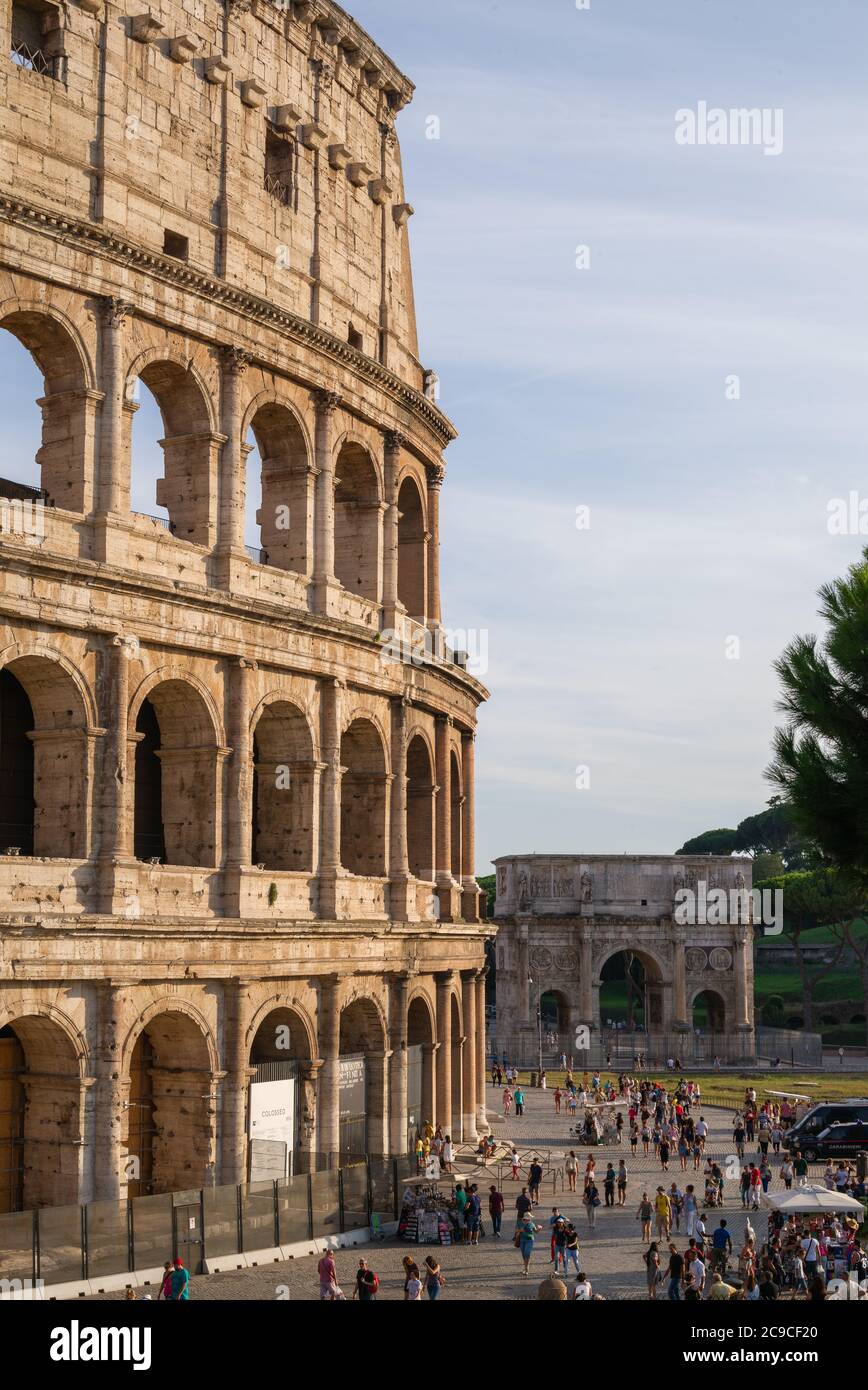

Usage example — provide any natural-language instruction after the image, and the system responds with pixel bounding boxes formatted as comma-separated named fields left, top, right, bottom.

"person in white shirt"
left=802, top=1234, right=821, bottom=1280
left=689, top=1255, right=705, bottom=1294
left=572, top=1272, right=592, bottom=1300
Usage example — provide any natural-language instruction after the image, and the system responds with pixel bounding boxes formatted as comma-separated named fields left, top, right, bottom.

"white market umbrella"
left=763, top=1184, right=865, bottom=1214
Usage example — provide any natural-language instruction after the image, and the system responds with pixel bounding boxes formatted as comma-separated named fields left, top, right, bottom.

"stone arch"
left=0, top=1009, right=86, bottom=1210
left=449, top=991, right=463, bottom=1140
left=126, top=351, right=218, bottom=546
left=246, top=996, right=317, bottom=1064
left=690, top=987, right=727, bottom=1033
left=250, top=697, right=315, bottom=872
left=340, top=717, right=388, bottom=876
left=540, top=987, right=572, bottom=1033
left=129, top=674, right=222, bottom=867
left=0, top=648, right=92, bottom=858
left=397, top=473, right=427, bottom=621
left=0, top=298, right=94, bottom=510
left=339, top=994, right=388, bottom=1158
left=244, top=395, right=313, bottom=574
left=596, top=944, right=667, bottom=1031
left=449, top=748, right=462, bottom=878
left=334, top=439, right=382, bottom=602
left=407, top=991, right=436, bottom=1141
left=122, top=1002, right=218, bottom=1196
left=406, top=731, right=435, bottom=880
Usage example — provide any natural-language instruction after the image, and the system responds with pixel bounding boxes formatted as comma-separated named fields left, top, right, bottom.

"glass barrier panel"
left=37, top=1205, right=84, bottom=1288
left=368, top=1158, right=395, bottom=1223
left=86, top=1200, right=130, bottom=1278
left=341, top=1163, right=368, bottom=1232
left=203, top=1184, right=240, bottom=1260
left=277, top=1173, right=310, bottom=1245
left=241, top=1181, right=277, bottom=1252
left=131, top=1194, right=173, bottom=1276
left=0, top=1210, right=34, bottom=1288
left=309, top=1169, right=339, bottom=1238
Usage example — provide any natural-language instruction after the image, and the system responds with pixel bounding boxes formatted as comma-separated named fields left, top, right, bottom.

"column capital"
left=426, top=462, right=445, bottom=490
left=102, top=296, right=134, bottom=328
left=313, top=387, right=342, bottom=417
left=221, top=345, right=251, bottom=376
left=384, top=428, right=408, bottom=453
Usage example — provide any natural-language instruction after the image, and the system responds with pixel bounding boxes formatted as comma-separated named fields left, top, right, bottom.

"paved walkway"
left=92, top=1083, right=840, bottom=1301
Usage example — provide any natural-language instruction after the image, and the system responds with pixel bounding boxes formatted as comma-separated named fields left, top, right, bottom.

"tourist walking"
left=565, top=1150, right=578, bottom=1193
left=514, top=1085, right=525, bottom=1117
left=423, top=1255, right=444, bottom=1300
left=617, top=1159, right=628, bottom=1206
left=352, top=1258, right=379, bottom=1301
left=637, top=1192, right=652, bottom=1242
left=488, top=1184, right=504, bottom=1237
left=644, top=1242, right=661, bottom=1300
left=515, top=1212, right=540, bottom=1277
left=583, top=1179, right=600, bottom=1229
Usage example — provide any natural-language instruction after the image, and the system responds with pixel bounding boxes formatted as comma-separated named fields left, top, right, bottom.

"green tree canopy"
left=675, top=829, right=737, bottom=856
left=768, top=547, right=868, bottom=881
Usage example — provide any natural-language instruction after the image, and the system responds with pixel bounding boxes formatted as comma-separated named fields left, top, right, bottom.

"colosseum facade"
left=0, top=0, right=489, bottom=1211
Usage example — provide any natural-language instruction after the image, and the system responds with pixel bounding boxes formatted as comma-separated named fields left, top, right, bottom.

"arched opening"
left=251, top=701, right=314, bottom=871
left=339, top=999, right=386, bottom=1159
left=0, top=1016, right=82, bottom=1211
left=450, top=750, right=462, bottom=879
left=132, top=680, right=219, bottom=868
left=0, top=655, right=88, bottom=858
left=692, top=990, right=726, bottom=1034
left=246, top=403, right=312, bottom=573
left=540, top=989, right=570, bottom=1035
left=397, top=475, right=426, bottom=620
left=133, top=697, right=165, bottom=863
left=406, top=734, right=434, bottom=880
left=122, top=1011, right=214, bottom=1195
left=0, top=308, right=89, bottom=511
left=450, top=994, right=463, bottom=1141
left=599, top=950, right=664, bottom=1031
left=128, top=361, right=215, bottom=546
left=247, top=1008, right=314, bottom=1178
left=334, top=443, right=380, bottom=602
left=0, top=668, right=35, bottom=855
left=339, top=719, right=387, bottom=876
left=407, top=997, right=435, bottom=1149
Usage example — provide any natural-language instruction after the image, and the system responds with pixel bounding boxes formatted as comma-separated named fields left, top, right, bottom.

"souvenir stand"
left=397, top=1173, right=468, bottom=1246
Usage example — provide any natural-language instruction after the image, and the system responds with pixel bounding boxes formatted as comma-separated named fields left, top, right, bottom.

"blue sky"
left=2, top=0, right=867, bottom=874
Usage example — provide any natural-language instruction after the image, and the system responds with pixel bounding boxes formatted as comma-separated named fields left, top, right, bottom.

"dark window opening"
left=10, top=0, right=57, bottom=78
left=265, top=127, right=295, bottom=207
left=0, top=669, right=35, bottom=856
left=163, top=229, right=189, bottom=261
left=348, top=324, right=364, bottom=353
left=134, top=698, right=166, bottom=863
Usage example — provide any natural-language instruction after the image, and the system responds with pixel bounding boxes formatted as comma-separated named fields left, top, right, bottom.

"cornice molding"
left=0, top=196, right=456, bottom=450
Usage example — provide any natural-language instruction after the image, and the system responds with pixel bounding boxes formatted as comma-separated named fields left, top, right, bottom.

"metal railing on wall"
left=0, top=1153, right=418, bottom=1289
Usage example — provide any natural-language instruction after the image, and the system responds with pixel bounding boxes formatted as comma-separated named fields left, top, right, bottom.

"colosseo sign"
left=249, top=1078, right=296, bottom=1141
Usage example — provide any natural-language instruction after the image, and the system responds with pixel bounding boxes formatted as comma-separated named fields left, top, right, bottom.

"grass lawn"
left=506, top=1070, right=868, bottom=1110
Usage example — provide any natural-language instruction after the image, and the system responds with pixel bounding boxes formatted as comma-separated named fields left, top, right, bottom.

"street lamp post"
left=528, top=973, right=543, bottom=1082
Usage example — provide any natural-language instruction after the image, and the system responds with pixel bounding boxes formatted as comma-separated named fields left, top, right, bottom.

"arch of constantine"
left=0, top=0, right=488, bottom=1212
left=492, top=855, right=756, bottom=1066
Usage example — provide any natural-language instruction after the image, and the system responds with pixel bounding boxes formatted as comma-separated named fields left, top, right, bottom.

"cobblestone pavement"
left=93, top=1085, right=836, bottom=1301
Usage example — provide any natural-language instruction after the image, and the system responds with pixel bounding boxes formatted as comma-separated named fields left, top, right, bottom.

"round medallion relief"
left=684, top=947, right=708, bottom=973
left=554, top=950, right=578, bottom=972
left=530, top=947, right=553, bottom=971
left=708, top=947, right=733, bottom=973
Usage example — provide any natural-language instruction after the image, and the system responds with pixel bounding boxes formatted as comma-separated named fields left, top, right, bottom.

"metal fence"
left=756, top=1026, right=823, bottom=1068
left=0, top=1153, right=417, bottom=1289
left=487, top=1030, right=759, bottom=1070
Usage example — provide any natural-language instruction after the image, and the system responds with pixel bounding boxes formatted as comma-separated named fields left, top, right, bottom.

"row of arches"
left=0, top=650, right=467, bottom=882
left=0, top=979, right=480, bottom=1212
left=0, top=304, right=433, bottom=618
